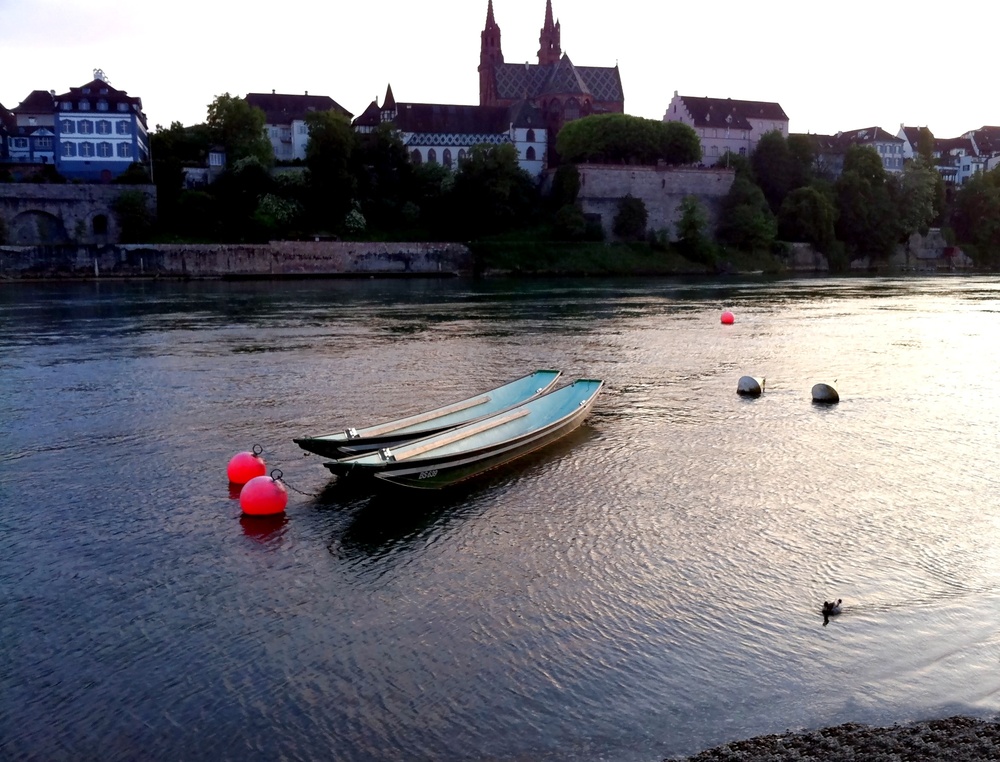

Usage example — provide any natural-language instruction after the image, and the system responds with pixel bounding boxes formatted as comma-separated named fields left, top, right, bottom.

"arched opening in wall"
left=458, top=149, right=467, bottom=162
left=410, top=149, right=422, bottom=164
left=93, top=214, right=108, bottom=235
left=565, top=98, right=580, bottom=122
left=526, top=147, right=536, bottom=161
left=427, top=148, right=437, bottom=164
left=526, top=128, right=535, bottom=142
left=10, top=211, right=70, bottom=245
left=583, top=100, right=592, bottom=116
left=443, top=148, right=452, bottom=169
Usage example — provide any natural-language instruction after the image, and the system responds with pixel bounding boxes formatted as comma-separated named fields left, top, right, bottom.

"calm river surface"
left=3, top=275, right=1000, bottom=761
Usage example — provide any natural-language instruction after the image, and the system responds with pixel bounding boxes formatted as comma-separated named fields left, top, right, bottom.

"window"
left=79, top=120, right=94, bottom=134
left=739, top=147, right=747, bottom=156
left=297, top=124, right=308, bottom=134
left=117, top=103, right=128, bottom=112
left=97, top=100, right=108, bottom=111
left=526, top=146, right=536, bottom=160
left=62, top=142, right=77, bottom=157
left=565, top=98, right=580, bottom=122
left=710, top=145, right=719, bottom=156
left=12, top=137, right=28, bottom=149
left=427, top=148, right=437, bottom=164
left=410, top=149, right=422, bottom=164
left=79, top=100, right=91, bottom=111
left=443, top=148, right=452, bottom=168
left=60, top=120, right=74, bottom=133
left=209, top=152, right=224, bottom=167
left=458, top=149, right=466, bottom=161
left=116, top=121, right=129, bottom=134
left=35, top=137, right=53, bottom=149
left=117, top=143, right=132, bottom=158
left=61, top=101, right=72, bottom=111
left=526, top=128, right=535, bottom=142
left=98, top=142, right=113, bottom=157
left=97, top=120, right=112, bottom=134
left=80, top=142, right=95, bottom=157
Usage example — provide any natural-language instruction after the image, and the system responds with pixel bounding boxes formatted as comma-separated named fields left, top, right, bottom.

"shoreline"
left=672, top=715, right=1000, bottom=761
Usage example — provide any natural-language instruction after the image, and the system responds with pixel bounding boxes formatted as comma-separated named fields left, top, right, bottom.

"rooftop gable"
left=13, top=90, right=55, bottom=114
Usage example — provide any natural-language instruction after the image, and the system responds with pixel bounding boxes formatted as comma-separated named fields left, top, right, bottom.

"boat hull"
left=322, top=379, right=603, bottom=489
left=295, top=369, right=561, bottom=459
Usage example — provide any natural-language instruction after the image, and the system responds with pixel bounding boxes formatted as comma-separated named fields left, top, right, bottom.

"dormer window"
left=117, top=103, right=128, bottom=112
left=97, top=100, right=108, bottom=111
left=82, top=87, right=91, bottom=94
left=61, top=102, right=72, bottom=111
left=79, top=100, right=91, bottom=111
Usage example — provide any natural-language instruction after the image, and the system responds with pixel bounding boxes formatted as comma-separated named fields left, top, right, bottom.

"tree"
left=916, top=127, right=935, bottom=164
left=304, top=110, right=359, bottom=231
left=786, top=133, right=816, bottom=190
left=354, top=123, right=414, bottom=231
left=112, top=190, right=154, bottom=243
left=556, top=114, right=700, bottom=165
left=206, top=93, right=272, bottom=167
left=834, top=148, right=897, bottom=260
left=211, top=156, right=275, bottom=241
left=717, top=175, right=777, bottom=252
left=751, top=130, right=794, bottom=213
left=449, top=143, right=538, bottom=237
left=778, top=186, right=836, bottom=251
left=950, top=168, right=1000, bottom=266
left=613, top=195, right=647, bottom=240
left=674, top=195, right=715, bottom=265
left=892, top=158, right=939, bottom=242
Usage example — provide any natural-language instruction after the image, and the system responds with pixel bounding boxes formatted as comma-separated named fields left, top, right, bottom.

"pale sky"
left=1, top=0, right=995, bottom=140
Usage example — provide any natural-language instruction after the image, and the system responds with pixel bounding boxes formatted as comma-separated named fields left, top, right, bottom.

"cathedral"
left=478, top=0, right=624, bottom=142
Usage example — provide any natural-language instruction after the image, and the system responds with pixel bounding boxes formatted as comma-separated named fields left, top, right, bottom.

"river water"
left=3, top=275, right=1000, bottom=761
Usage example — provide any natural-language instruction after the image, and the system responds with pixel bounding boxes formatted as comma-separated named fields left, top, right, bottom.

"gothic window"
left=60, top=120, right=74, bottom=133
left=117, top=143, right=132, bottom=158
left=98, top=142, right=113, bottom=157
left=443, top=148, right=452, bottom=168
left=427, top=148, right=437, bottom=164
left=526, top=129, right=535, bottom=142
left=80, top=142, right=95, bottom=157
left=97, top=120, right=112, bottom=134
left=458, top=149, right=466, bottom=161
left=565, top=98, right=580, bottom=122
left=526, top=146, right=536, bottom=160
left=62, top=142, right=76, bottom=157
left=410, top=149, right=422, bottom=164
left=79, top=120, right=94, bottom=134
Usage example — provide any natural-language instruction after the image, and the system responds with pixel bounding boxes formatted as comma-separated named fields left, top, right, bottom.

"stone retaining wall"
left=0, top=241, right=473, bottom=279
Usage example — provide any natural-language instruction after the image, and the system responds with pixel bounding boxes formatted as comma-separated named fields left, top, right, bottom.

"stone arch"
left=526, top=146, right=536, bottom=161
left=10, top=210, right=70, bottom=245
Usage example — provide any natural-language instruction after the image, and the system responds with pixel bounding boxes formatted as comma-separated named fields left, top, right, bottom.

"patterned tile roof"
left=493, top=54, right=622, bottom=102
left=245, top=92, right=352, bottom=124
left=678, top=96, right=787, bottom=130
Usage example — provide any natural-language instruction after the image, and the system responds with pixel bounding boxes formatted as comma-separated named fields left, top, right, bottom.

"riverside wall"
left=0, top=241, right=473, bottom=279
left=566, top=164, right=736, bottom=239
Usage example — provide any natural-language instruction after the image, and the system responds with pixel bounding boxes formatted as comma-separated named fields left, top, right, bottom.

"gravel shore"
left=671, top=716, right=1000, bottom=761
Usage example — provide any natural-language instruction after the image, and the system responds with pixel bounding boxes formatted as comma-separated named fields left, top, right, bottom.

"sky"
left=1, top=0, right=996, bottom=140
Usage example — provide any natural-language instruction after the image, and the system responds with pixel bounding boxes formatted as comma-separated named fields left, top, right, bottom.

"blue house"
left=52, top=70, right=150, bottom=181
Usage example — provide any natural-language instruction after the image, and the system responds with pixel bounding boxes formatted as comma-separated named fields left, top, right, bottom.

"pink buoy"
left=721, top=311, right=735, bottom=325
left=240, top=471, right=288, bottom=516
left=227, top=445, right=266, bottom=485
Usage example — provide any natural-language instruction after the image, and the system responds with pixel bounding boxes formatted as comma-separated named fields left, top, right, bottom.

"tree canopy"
left=556, top=114, right=701, bottom=165
left=206, top=94, right=272, bottom=167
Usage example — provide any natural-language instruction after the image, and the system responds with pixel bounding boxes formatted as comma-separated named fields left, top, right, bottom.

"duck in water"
left=822, top=599, right=842, bottom=616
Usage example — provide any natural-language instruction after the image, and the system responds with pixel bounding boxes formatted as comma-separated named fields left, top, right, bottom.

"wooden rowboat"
left=324, top=379, right=603, bottom=489
left=294, top=369, right=561, bottom=459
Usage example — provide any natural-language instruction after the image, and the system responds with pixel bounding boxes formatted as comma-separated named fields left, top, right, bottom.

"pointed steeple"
left=538, top=0, right=561, bottom=65
left=380, top=83, right=397, bottom=122
left=480, top=0, right=504, bottom=106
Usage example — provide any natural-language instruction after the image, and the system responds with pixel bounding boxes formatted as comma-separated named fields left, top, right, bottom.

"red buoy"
left=721, top=311, right=735, bottom=324
left=227, top=445, right=266, bottom=485
left=240, top=471, right=288, bottom=516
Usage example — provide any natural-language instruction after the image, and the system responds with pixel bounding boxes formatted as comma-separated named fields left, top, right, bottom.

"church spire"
left=479, top=0, right=504, bottom=106
left=538, top=0, right=561, bottom=65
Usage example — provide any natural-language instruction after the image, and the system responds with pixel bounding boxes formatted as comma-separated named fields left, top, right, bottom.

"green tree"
left=718, top=175, right=777, bottom=252
left=751, top=130, right=794, bottom=213
left=834, top=146, right=897, bottom=259
left=112, top=190, right=154, bottom=243
left=304, top=110, right=359, bottom=231
left=786, top=133, right=816, bottom=190
left=450, top=143, right=538, bottom=238
left=557, top=114, right=700, bottom=165
left=892, top=158, right=939, bottom=241
left=354, top=123, right=414, bottom=231
left=612, top=195, right=648, bottom=240
left=206, top=93, right=272, bottom=167
left=211, top=156, right=275, bottom=241
left=674, top=195, right=715, bottom=265
left=950, top=168, right=1000, bottom=266
left=916, top=127, right=935, bottom=164
left=778, top=185, right=836, bottom=251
